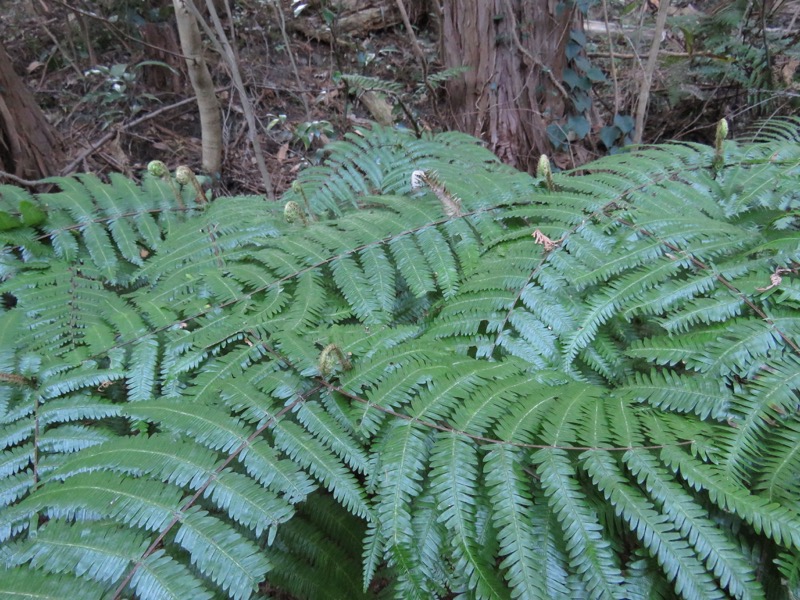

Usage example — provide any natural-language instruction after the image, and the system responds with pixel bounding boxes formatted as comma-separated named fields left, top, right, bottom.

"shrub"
left=1, top=123, right=799, bottom=598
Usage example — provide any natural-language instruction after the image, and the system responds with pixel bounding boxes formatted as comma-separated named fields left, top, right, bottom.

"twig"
left=188, top=0, right=275, bottom=199
left=33, top=14, right=82, bottom=78
left=588, top=50, right=719, bottom=59
left=49, top=0, right=188, bottom=60
left=59, top=95, right=204, bottom=176
left=394, top=0, right=440, bottom=122
left=601, top=0, right=620, bottom=115
left=0, top=171, right=48, bottom=187
left=271, top=0, right=310, bottom=121
left=788, top=1, right=800, bottom=32
left=633, top=0, right=671, bottom=144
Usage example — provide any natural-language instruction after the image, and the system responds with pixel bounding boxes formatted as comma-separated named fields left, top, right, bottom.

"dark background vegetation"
left=0, top=0, right=798, bottom=193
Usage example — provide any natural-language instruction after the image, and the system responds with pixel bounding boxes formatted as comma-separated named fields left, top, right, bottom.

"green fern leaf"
left=534, top=448, right=627, bottom=599
left=175, top=508, right=270, bottom=600
left=431, top=432, right=510, bottom=599
left=484, top=446, right=547, bottom=599
left=0, top=567, right=110, bottom=599
left=130, top=549, right=214, bottom=600
left=624, top=450, right=764, bottom=600
left=7, top=520, right=148, bottom=585
left=273, top=420, right=371, bottom=519
left=583, top=450, right=724, bottom=599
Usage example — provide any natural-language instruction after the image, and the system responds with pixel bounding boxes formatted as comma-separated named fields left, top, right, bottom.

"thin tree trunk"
left=0, top=42, right=63, bottom=180
left=442, top=0, right=578, bottom=172
left=173, top=0, right=223, bottom=177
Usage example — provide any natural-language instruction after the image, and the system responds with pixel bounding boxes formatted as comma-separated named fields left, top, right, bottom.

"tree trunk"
left=442, top=0, right=579, bottom=172
left=173, top=0, right=223, bottom=177
left=0, top=41, right=63, bottom=180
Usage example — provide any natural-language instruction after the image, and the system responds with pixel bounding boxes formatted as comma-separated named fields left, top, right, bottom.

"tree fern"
left=1, top=121, right=799, bottom=598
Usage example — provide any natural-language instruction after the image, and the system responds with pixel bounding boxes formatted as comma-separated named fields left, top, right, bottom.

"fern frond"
left=617, top=371, right=731, bottom=419
left=0, top=567, right=111, bottom=599
left=624, top=450, right=763, bottom=600
left=484, top=445, right=547, bottom=599
left=583, top=450, right=724, bottom=599
left=721, top=353, right=800, bottom=482
left=534, top=448, right=627, bottom=599
left=430, top=432, right=510, bottom=599
left=2, top=123, right=799, bottom=599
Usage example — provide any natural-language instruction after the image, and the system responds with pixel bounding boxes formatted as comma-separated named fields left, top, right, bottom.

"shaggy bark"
left=442, top=0, right=579, bottom=172
left=0, top=42, right=63, bottom=180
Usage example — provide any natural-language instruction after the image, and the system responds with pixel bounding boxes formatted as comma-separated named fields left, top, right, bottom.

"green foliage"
left=1, top=122, right=799, bottom=599
left=82, top=62, right=171, bottom=129
left=669, top=1, right=800, bottom=121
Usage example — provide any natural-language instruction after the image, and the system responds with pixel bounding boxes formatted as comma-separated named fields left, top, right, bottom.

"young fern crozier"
left=0, top=123, right=799, bottom=599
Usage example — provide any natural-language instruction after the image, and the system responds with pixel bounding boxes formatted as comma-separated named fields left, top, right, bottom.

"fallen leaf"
left=277, top=142, right=289, bottom=163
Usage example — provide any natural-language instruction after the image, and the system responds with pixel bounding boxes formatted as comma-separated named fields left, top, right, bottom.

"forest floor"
left=4, top=1, right=451, bottom=196
left=2, top=0, right=798, bottom=196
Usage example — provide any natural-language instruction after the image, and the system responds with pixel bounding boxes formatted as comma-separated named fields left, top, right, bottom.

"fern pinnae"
left=659, top=444, right=800, bottom=550
left=415, top=226, right=460, bottom=298
left=295, top=400, right=369, bottom=474
left=754, top=418, right=800, bottom=505
left=408, top=358, right=518, bottom=427
left=721, top=353, right=800, bottom=482
left=78, top=173, right=145, bottom=265
left=343, top=360, right=443, bottom=436
left=701, top=319, right=785, bottom=379
left=617, top=371, right=731, bottom=420
left=38, top=396, right=122, bottom=428
left=564, top=258, right=687, bottom=365
left=273, top=420, right=371, bottom=519
left=330, top=254, right=384, bottom=324
left=451, top=373, right=540, bottom=438
left=430, top=431, right=511, bottom=599
left=484, top=445, right=547, bottom=599
left=583, top=450, right=725, bottom=600
left=0, top=567, right=112, bottom=599
left=175, top=507, right=270, bottom=600
left=129, top=549, right=215, bottom=600
left=6, top=520, right=147, bottom=587
left=534, top=448, right=627, bottom=599
left=624, top=450, right=764, bottom=600
left=126, top=399, right=252, bottom=453
left=374, top=421, right=433, bottom=595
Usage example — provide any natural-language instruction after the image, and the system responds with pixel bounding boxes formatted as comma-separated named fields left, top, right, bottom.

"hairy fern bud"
left=715, top=118, right=729, bottom=149
left=713, top=118, right=729, bottom=172
left=318, top=343, right=352, bottom=376
left=538, top=154, right=556, bottom=191
left=410, top=170, right=462, bottom=217
left=175, top=165, right=193, bottom=186
left=175, top=165, right=207, bottom=206
left=284, top=201, right=308, bottom=225
left=148, top=160, right=184, bottom=209
left=147, top=160, right=169, bottom=178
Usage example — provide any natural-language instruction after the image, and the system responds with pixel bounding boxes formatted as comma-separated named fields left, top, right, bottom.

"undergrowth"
left=0, top=121, right=799, bottom=599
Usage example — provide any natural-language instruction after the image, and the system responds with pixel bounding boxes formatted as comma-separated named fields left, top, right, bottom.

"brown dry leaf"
left=532, top=229, right=560, bottom=251
left=782, top=58, right=799, bottom=87
left=26, top=61, right=44, bottom=73
left=277, top=142, right=289, bottom=163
